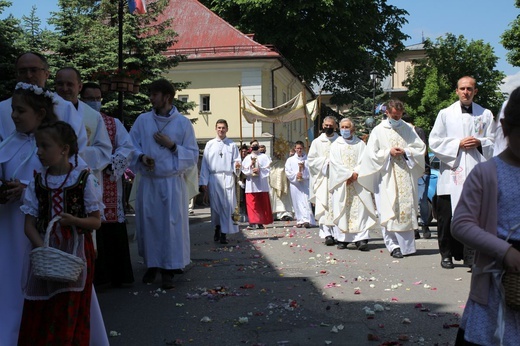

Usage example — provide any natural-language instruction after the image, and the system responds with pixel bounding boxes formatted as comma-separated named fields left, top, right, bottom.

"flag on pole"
left=129, top=0, right=147, bottom=14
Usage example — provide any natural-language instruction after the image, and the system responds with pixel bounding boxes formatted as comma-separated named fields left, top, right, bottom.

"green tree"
left=403, top=34, right=506, bottom=131
left=501, top=0, right=520, bottom=68
left=0, top=0, right=23, bottom=99
left=47, top=0, right=186, bottom=125
left=200, top=0, right=409, bottom=105
left=18, top=5, right=54, bottom=52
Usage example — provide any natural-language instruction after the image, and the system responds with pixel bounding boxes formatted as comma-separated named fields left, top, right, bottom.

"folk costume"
left=284, top=153, right=314, bottom=226
left=429, top=101, right=495, bottom=262
left=94, top=115, right=135, bottom=287
left=18, top=166, right=104, bottom=346
left=129, top=106, right=198, bottom=271
left=329, top=136, right=378, bottom=243
left=199, top=136, right=241, bottom=235
left=242, top=151, right=274, bottom=226
left=358, top=119, right=425, bottom=256
left=307, top=132, right=339, bottom=240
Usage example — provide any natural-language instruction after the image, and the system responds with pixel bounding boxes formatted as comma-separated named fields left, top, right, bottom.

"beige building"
left=157, top=0, right=314, bottom=154
left=384, top=42, right=426, bottom=99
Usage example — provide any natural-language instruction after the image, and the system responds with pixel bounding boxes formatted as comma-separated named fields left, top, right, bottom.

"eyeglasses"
left=81, top=97, right=103, bottom=102
left=16, top=67, right=47, bottom=76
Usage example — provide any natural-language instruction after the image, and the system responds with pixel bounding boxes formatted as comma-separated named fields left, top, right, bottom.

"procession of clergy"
left=0, top=50, right=497, bottom=344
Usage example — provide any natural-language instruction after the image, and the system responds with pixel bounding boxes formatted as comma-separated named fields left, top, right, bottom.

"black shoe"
left=391, top=248, right=403, bottom=258
left=325, top=236, right=335, bottom=246
left=142, top=267, right=158, bottom=284
left=220, top=233, right=229, bottom=244
left=356, top=240, right=369, bottom=251
left=414, top=230, right=421, bottom=240
left=303, top=222, right=311, bottom=228
left=161, top=269, right=175, bottom=289
left=257, top=224, right=265, bottom=229
left=173, top=269, right=184, bottom=274
left=422, top=226, right=431, bottom=239
left=441, top=257, right=454, bottom=269
left=214, top=225, right=221, bottom=242
left=336, top=242, right=348, bottom=249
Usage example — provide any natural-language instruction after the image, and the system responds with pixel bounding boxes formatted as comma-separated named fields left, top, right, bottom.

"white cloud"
left=500, top=71, right=520, bottom=94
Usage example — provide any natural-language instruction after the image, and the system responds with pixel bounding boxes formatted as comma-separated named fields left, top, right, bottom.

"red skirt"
left=245, top=192, right=273, bottom=225
left=18, top=233, right=95, bottom=346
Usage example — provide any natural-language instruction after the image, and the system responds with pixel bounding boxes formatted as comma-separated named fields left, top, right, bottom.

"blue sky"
left=2, top=1, right=520, bottom=90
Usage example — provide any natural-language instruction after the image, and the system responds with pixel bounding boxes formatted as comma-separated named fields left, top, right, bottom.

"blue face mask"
left=388, top=118, right=402, bottom=127
left=84, top=100, right=102, bottom=112
left=340, top=129, right=351, bottom=139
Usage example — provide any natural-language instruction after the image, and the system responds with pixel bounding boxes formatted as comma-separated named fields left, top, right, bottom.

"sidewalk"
left=98, top=207, right=468, bottom=346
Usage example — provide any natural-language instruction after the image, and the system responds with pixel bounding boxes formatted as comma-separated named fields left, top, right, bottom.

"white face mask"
left=388, top=118, right=402, bottom=127
left=340, top=129, right=351, bottom=139
left=84, top=100, right=102, bottom=112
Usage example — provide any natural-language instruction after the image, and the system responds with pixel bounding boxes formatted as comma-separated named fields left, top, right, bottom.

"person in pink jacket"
left=452, top=86, right=520, bottom=345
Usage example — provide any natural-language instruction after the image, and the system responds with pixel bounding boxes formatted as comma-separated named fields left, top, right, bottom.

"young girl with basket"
left=18, top=120, right=103, bottom=346
left=452, top=86, right=520, bottom=345
left=0, top=83, right=58, bottom=345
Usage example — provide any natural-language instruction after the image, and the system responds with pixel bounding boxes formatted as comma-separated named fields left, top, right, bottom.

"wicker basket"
left=30, top=216, right=86, bottom=283
left=503, top=271, right=520, bottom=310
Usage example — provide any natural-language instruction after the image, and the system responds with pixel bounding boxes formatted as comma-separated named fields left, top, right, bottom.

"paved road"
left=97, top=208, right=469, bottom=346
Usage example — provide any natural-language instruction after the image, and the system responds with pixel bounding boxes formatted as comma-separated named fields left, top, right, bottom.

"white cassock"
left=284, top=153, right=315, bottom=225
left=358, top=120, right=425, bottom=255
left=242, top=152, right=271, bottom=193
left=77, top=101, right=112, bottom=182
left=493, top=101, right=507, bottom=156
left=0, top=132, right=109, bottom=346
left=130, top=106, right=198, bottom=270
left=0, top=95, right=88, bottom=154
left=329, top=136, right=378, bottom=242
left=199, top=137, right=240, bottom=234
left=429, top=101, right=495, bottom=212
left=307, top=132, right=338, bottom=239
left=269, top=159, right=294, bottom=219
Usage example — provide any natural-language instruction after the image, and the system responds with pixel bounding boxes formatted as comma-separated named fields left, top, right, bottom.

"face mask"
left=324, top=127, right=334, bottom=135
left=388, top=118, right=402, bottom=127
left=340, top=129, right=351, bottom=139
left=251, top=145, right=259, bottom=151
left=84, top=100, right=102, bottom=112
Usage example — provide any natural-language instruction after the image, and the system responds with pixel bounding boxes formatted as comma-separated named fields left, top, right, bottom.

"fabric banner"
left=242, top=93, right=307, bottom=124
left=306, top=99, right=319, bottom=121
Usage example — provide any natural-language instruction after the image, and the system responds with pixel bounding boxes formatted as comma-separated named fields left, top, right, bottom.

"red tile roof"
left=158, top=0, right=280, bottom=60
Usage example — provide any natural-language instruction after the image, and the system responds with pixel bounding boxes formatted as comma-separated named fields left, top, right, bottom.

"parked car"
left=417, top=153, right=439, bottom=225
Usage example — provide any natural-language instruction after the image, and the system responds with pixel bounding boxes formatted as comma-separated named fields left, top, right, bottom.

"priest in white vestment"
left=429, top=76, right=495, bottom=269
left=308, top=116, right=339, bottom=245
left=129, top=79, right=198, bottom=289
left=0, top=53, right=87, bottom=154
left=199, top=119, right=241, bottom=244
left=329, top=119, right=378, bottom=250
left=285, top=140, right=315, bottom=228
left=358, top=100, right=425, bottom=258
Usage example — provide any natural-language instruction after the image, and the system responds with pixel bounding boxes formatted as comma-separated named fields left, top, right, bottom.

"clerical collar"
left=153, top=106, right=176, bottom=117
left=461, top=103, right=473, bottom=114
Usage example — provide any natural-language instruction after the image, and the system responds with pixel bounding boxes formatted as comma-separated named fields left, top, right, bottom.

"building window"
left=282, top=91, right=287, bottom=104
left=178, top=95, right=189, bottom=103
left=200, top=95, right=210, bottom=112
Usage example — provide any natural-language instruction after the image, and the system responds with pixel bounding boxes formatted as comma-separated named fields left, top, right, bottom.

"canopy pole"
left=238, top=84, right=243, bottom=146
left=302, top=81, right=309, bottom=151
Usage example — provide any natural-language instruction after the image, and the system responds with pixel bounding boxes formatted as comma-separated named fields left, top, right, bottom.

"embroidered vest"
left=35, top=169, right=90, bottom=235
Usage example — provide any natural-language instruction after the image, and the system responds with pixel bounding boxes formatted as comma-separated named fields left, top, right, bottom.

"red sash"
left=101, top=114, right=118, bottom=222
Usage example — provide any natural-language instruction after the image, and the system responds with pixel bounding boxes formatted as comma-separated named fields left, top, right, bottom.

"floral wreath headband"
left=15, top=82, right=59, bottom=105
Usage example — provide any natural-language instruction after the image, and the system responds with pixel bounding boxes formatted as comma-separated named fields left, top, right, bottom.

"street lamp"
left=366, top=71, right=380, bottom=131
